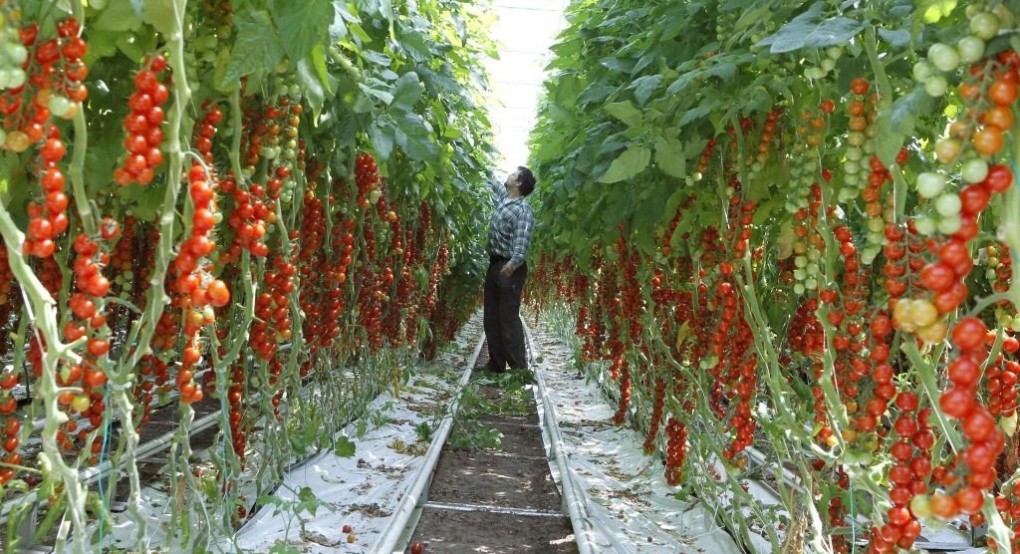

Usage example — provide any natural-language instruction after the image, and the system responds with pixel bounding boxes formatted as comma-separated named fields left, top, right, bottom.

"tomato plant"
left=527, top=1, right=1020, bottom=552
left=0, top=0, right=497, bottom=551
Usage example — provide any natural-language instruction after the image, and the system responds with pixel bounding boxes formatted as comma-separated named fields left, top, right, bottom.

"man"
left=483, top=166, right=536, bottom=373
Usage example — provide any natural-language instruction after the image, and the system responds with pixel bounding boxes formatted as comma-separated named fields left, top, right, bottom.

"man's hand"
left=500, top=263, right=514, bottom=277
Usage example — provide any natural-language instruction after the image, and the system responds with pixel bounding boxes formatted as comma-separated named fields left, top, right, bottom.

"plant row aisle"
left=0, top=0, right=497, bottom=552
left=528, top=1, right=1020, bottom=553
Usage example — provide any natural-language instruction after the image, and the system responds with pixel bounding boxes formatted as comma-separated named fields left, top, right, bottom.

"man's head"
left=505, top=166, right=536, bottom=197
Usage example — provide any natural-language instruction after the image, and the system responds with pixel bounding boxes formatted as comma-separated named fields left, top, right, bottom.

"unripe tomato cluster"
left=838, top=78, right=877, bottom=203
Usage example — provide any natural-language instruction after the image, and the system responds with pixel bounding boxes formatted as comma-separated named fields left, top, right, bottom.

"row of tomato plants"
left=529, top=1, right=1020, bottom=553
left=0, top=0, right=494, bottom=552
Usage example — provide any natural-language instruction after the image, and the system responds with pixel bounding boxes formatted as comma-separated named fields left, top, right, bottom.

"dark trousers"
left=483, top=257, right=528, bottom=370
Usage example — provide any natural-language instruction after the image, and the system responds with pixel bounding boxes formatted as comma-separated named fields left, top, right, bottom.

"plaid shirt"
left=487, top=183, right=534, bottom=270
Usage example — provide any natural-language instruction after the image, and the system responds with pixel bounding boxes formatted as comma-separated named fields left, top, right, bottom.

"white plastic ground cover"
left=527, top=325, right=744, bottom=553
left=98, top=315, right=483, bottom=553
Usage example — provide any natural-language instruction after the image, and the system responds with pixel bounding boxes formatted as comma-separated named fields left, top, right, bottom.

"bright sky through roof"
left=484, top=0, right=570, bottom=178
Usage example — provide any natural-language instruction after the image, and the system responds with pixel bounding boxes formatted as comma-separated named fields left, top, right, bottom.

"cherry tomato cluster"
left=664, top=417, right=687, bottom=486
left=226, top=361, right=248, bottom=464
left=193, top=101, right=222, bottom=165
left=1, top=17, right=88, bottom=152
left=297, top=191, right=328, bottom=350
left=24, top=127, right=69, bottom=258
left=0, top=410, right=18, bottom=485
left=694, top=138, right=716, bottom=177
left=993, top=481, right=1020, bottom=552
left=221, top=177, right=272, bottom=261
left=838, top=78, right=875, bottom=203
left=114, top=55, right=168, bottom=186
left=252, top=255, right=296, bottom=363
left=871, top=392, right=930, bottom=552
left=56, top=223, right=121, bottom=457
left=171, top=164, right=229, bottom=404
left=935, top=317, right=1006, bottom=519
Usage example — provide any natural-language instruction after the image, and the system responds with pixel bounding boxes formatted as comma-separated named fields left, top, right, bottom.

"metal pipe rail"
left=522, top=322, right=604, bottom=554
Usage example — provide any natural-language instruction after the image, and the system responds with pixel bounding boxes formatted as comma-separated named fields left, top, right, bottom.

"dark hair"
left=517, top=166, right=536, bottom=196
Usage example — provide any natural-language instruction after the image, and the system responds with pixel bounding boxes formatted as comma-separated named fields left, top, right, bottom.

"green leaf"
left=335, top=435, right=356, bottom=458
left=116, top=31, right=158, bottom=63
left=220, top=11, right=285, bottom=88
left=93, top=0, right=143, bottom=32
left=874, top=112, right=905, bottom=168
left=600, top=57, right=635, bottom=73
left=703, top=62, right=737, bottom=82
left=295, top=57, right=325, bottom=116
left=578, top=84, right=615, bottom=106
left=272, top=0, right=333, bottom=62
left=391, top=72, right=423, bottom=113
left=654, top=135, right=686, bottom=178
left=888, top=87, right=934, bottom=134
left=666, top=69, right=702, bottom=96
left=142, top=0, right=175, bottom=36
left=604, top=101, right=642, bottom=127
left=917, top=0, right=957, bottom=23
left=759, top=3, right=865, bottom=54
left=630, top=74, right=662, bottom=106
left=598, top=144, right=651, bottom=184
left=309, top=43, right=334, bottom=96
left=395, top=112, right=436, bottom=161
left=877, top=27, right=911, bottom=48
left=370, top=121, right=395, bottom=160
left=359, top=82, right=394, bottom=105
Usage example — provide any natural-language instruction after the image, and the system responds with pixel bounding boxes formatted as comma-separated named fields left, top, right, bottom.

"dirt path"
left=404, top=347, right=579, bottom=553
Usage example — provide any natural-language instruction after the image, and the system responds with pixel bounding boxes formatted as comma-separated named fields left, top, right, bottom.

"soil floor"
left=404, top=345, right=579, bottom=553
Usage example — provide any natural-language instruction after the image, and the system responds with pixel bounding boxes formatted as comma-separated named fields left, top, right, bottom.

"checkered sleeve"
left=507, top=204, right=534, bottom=270
left=491, top=178, right=506, bottom=209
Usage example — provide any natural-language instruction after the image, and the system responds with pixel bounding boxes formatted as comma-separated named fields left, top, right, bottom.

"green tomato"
left=820, top=58, right=836, bottom=72
left=957, top=36, right=986, bottom=65
left=5, top=42, right=27, bottom=65
left=861, top=246, right=879, bottom=265
left=923, top=75, right=948, bottom=97
left=916, top=172, right=946, bottom=199
left=937, top=214, right=962, bottom=235
left=928, top=43, right=960, bottom=72
left=912, top=60, right=933, bottom=82
left=8, top=69, right=25, bottom=89
left=970, top=12, right=1000, bottom=41
left=961, top=158, right=989, bottom=184
left=935, top=193, right=961, bottom=217
left=71, top=394, right=91, bottom=414
left=794, top=255, right=807, bottom=269
left=826, top=46, right=843, bottom=60
left=793, top=283, right=805, bottom=295
left=867, top=217, right=885, bottom=233
left=48, top=95, right=71, bottom=118
left=993, top=4, right=1015, bottom=28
